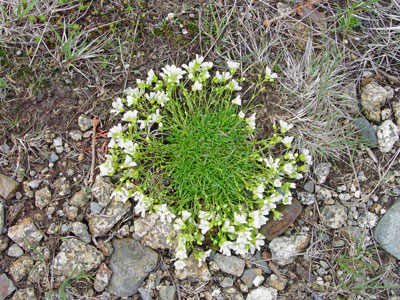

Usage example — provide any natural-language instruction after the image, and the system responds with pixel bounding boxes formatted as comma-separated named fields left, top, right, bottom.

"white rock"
left=269, top=232, right=310, bottom=266
left=246, top=286, right=277, bottom=300
left=377, top=120, right=399, bottom=153
left=314, top=163, right=331, bottom=184
left=252, top=275, right=265, bottom=287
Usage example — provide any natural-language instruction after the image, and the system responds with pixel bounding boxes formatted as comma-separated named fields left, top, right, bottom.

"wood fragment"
left=89, top=117, right=100, bottom=184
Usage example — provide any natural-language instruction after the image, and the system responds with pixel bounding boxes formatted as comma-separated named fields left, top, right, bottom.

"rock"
left=7, top=244, right=24, bottom=258
left=175, top=254, right=211, bottom=282
left=222, top=287, right=244, bottom=300
left=314, top=163, right=331, bottom=184
left=87, top=198, right=131, bottom=237
left=214, top=254, right=245, bottom=277
left=269, top=232, right=310, bottom=266
left=27, top=262, right=46, bottom=284
left=52, top=238, right=104, bottom=277
left=316, top=187, right=333, bottom=204
left=0, top=203, right=3, bottom=233
left=0, top=144, right=10, bottom=155
left=266, top=274, right=286, bottom=291
left=221, top=277, right=234, bottom=288
left=252, top=275, right=264, bottom=287
left=374, top=200, right=400, bottom=259
left=138, top=288, right=152, bottom=300
left=377, top=120, right=399, bottom=153
left=240, top=269, right=261, bottom=288
left=97, top=239, right=113, bottom=257
left=71, top=222, right=91, bottom=243
left=69, top=130, right=83, bottom=141
left=260, top=199, right=302, bottom=241
left=9, top=255, right=34, bottom=282
left=303, top=180, right=315, bottom=193
left=69, top=189, right=90, bottom=208
left=359, top=212, right=378, bottom=228
left=107, top=238, right=158, bottom=297
left=321, top=204, right=347, bottom=229
left=295, top=263, right=316, bottom=281
left=393, top=102, right=400, bottom=126
left=78, top=115, right=93, bottom=132
left=35, top=186, right=52, bottom=209
left=91, top=176, right=114, bottom=207
left=381, top=108, right=392, bottom=121
left=7, top=217, right=43, bottom=250
left=90, top=202, right=102, bottom=214
left=94, top=263, right=112, bottom=293
left=27, top=180, right=41, bottom=189
left=339, top=226, right=364, bottom=240
left=246, top=286, right=277, bottom=300
left=49, top=152, right=59, bottom=163
left=52, top=177, right=71, bottom=196
left=53, top=137, right=64, bottom=153
left=360, top=81, right=387, bottom=123
left=354, top=118, right=378, bottom=147
left=0, top=172, right=19, bottom=200
left=0, top=236, right=9, bottom=251
left=0, top=274, right=16, bottom=299
left=250, top=252, right=271, bottom=274
left=63, top=203, right=78, bottom=221
left=297, top=191, right=315, bottom=205
left=159, top=285, right=177, bottom=300
left=133, top=213, right=175, bottom=250
left=10, top=287, right=37, bottom=300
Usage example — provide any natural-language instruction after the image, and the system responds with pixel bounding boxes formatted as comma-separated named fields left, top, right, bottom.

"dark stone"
left=354, top=118, right=378, bottom=147
left=295, top=263, right=316, bottom=282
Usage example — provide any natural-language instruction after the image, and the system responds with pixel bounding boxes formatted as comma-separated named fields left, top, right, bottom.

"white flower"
left=199, top=219, right=212, bottom=234
left=227, top=60, right=240, bottom=72
left=192, top=80, right=202, bottom=91
left=121, top=155, right=137, bottom=169
left=290, top=183, right=296, bottom=189
left=302, top=148, right=313, bottom=165
left=146, top=69, right=157, bottom=85
left=155, top=204, right=176, bottom=223
left=263, top=156, right=280, bottom=170
left=122, top=140, right=138, bottom=156
left=221, top=220, right=235, bottom=233
left=173, top=218, right=185, bottom=231
left=238, top=111, right=245, bottom=119
left=234, top=212, right=247, bottom=224
left=273, top=179, right=282, bottom=187
left=232, top=95, right=241, bottom=105
left=283, top=163, right=295, bottom=175
left=282, top=136, right=294, bottom=147
left=220, top=241, right=233, bottom=256
left=125, top=87, right=143, bottom=106
left=265, top=66, right=278, bottom=80
left=279, top=120, right=293, bottom=133
left=160, top=65, right=186, bottom=84
left=174, top=260, right=186, bottom=270
left=108, top=123, right=124, bottom=139
left=226, top=79, right=242, bottom=92
left=110, top=97, right=124, bottom=115
left=214, top=71, right=231, bottom=82
left=122, top=110, right=138, bottom=123
left=197, top=250, right=212, bottom=266
left=166, top=12, right=175, bottom=21
left=175, top=249, right=187, bottom=260
left=250, top=210, right=268, bottom=228
left=254, top=182, right=264, bottom=199
left=181, top=210, right=191, bottom=221
left=148, top=109, right=162, bottom=124
left=111, top=187, right=130, bottom=203
left=246, top=113, right=256, bottom=131
left=201, top=61, right=213, bottom=70
left=99, top=156, right=114, bottom=176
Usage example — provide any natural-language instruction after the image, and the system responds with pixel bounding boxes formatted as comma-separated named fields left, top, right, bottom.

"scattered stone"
left=66, top=169, right=74, bottom=177
left=138, top=288, right=152, bottom=300
left=7, top=217, right=43, bottom=250
left=252, top=275, right=264, bottom=287
left=175, top=254, right=211, bottom=282
left=27, top=180, right=41, bottom=189
left=27, top=262, right=45, bottom=285
left=314, top=162, right=331, bottom=184
left=221, top=277, right=234, bottom=288
left=53, top=177, right=71, bottom=196
left=0, top=274, right=16, bottom=300
left=71, top=222, right=91, bottom=243
left=374, top=200, right=400, bottom=259
left=133, top=213, right=175, bottom=250
left=360, top=81, right=387, bottom=123
left=269, top=232, right=310, bottom=266
left=78, top=115, right=93, bottom=132
left=393, top=101, right=400, bottom=126
left=7, top=244, right=23, bottom=258
left=0, top=144, right=10, bottom=155
left=246, top=286, right=277, bottom=300
left=338, top=193, right=351, bottom=202
left=377, top=120, right=399, bottom=153
left=49, top=152, right=59, bottom=163
left=0, top=172, right=19, bottom=200
left=339, top=226, right=364, bottom=240
left=0, top=203, right=3, bottom=233
left=90, top=202, right=102, bottom=214
left=303, top=180, right=315, bottom=193
left=78, top=153, right=85, bottom=162
left=214, top=253, right=245, bottom=277
left=53, top=137, right=64, bottom=153
left=47, top=223, right=59, bottom=235
left=107, top=238, right=159, bottom=297
left=63, top=203, right=78, bottom=221
left=9, top=255, right=34, bottom=282
left=69, top=130, right=83, bottom=141
left=97, top=239, right=114, bottom=257
left=332, top=239, right=345, bottom=247
left=69, top=189, right=90, bottom=208
left=381, top=108, right=392, bottom=121
left=297, top=191, right=315, bottom=206
left=222, top=287, right=244, bottom=300
left=260, top=199, right=302, bottom=241
left=83, top=131, right=92, bottom=138
left=9, top=287, right=37, bottom=300
left=35, top=186, right=52, bottom=209
left=117, top=224, right=130, bottom=238
left=316, top=188, right=333, bottom=204
left=267, top=274, right=286, bottom=291
left=159, top=285, right=177, bottom=300
left=94, top=263, right=112, bottom=293
left=241, top=269, right=261, bottom=288
left=87, top=198, right=131, bottom=237
left=321, top=204, right=348, bottom=229
left=359, top=212, right=378, bottom=229
left=52, top=238, right=104, bottom=277
left=354, top=118, right=378, bottom=147
left=0, top=236, right=9, bottom=251
left=91, top=176, right=114, bottom=207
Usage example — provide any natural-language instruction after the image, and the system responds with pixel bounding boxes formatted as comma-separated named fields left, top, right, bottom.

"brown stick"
left=89, top=117, right=100, bottom=184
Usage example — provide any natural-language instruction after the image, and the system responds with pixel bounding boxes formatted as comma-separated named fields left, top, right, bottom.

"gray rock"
left=27, top=180, right=42, bottom=189
left=94, top=263, right=112, bottom=293
left=52, top=177, right=71, bottom=196
left=0, top=144, right=10, bottom=154
left=297, top=191, right=315, bottom=205
left=374, top=200, right=400, bottom=259
left=78, top=115, right=93, bottom=132
left=354, top=118, right=378, bottom=147
left=250, top=252, right=271, bottom=274
left=0, top=203, right=3, bottom=233
left=214, top=253, right=245, bottom=277
left=222, top=287, right=244, bottom=300
left=303, top=180, right=315, bottom=193
left=321, top=204, right=347, bottom=229
left=9, top=255, right=34, bottom=282
left=91, top=176, right=114, bottom=207
left=52, top=238, right=104, bottom=277
left=7, top=217, right=43, bottom=250
left=138, top=288, right=152, bottom=300
left=49, top=152, right=59, bottom=163
left=246, top=286, right=277, bottom=300
left=314, top=162, right=331, bottom=184
left=27, top=261, right=46, bottom=284
left=69, top=130, right=83, bottom=141
left=175, top=254, right=211, bottom=282
left=360, top=81, right=387, bottom=123
left=133, top=213, right=175, bottom=250
left=71, top=222, right=91, bottom=243
left=0, top=274, right=16, bottom=299
left=87, top=198, right=131, bottom=237
left=10, top=287, right=37, bottom=300
left=107, top=238, right=159, bottom=297
left=35, top=186, right=52, bottom=209
left=240, top=269, right=260, bottom=288
left=377, top=120, right=399, bottom=153
left=221, top=277, right=234, bottom=288
left=269, top=232, right=310, bottom=266
left=0, top=172, right=19, bottom=200
left=90, top=202, right=102, bottom=214
left=63, top=203, right=78, bottom=221
left=0, top=236, right=9, bottom=251
left=316, top=188, right=333, bottom=203
left=7, top=243, right=24, bottom=258
left=69, top=189, right=90, bottom=208
left=159, top=285, right=177, bottom=300
left=393, top=101, right=400, bottom=126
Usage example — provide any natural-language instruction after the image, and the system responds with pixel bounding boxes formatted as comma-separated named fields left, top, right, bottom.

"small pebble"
left=49, top=152, right=59, bottom=163
left=253, top=275, right=265, bottom=287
